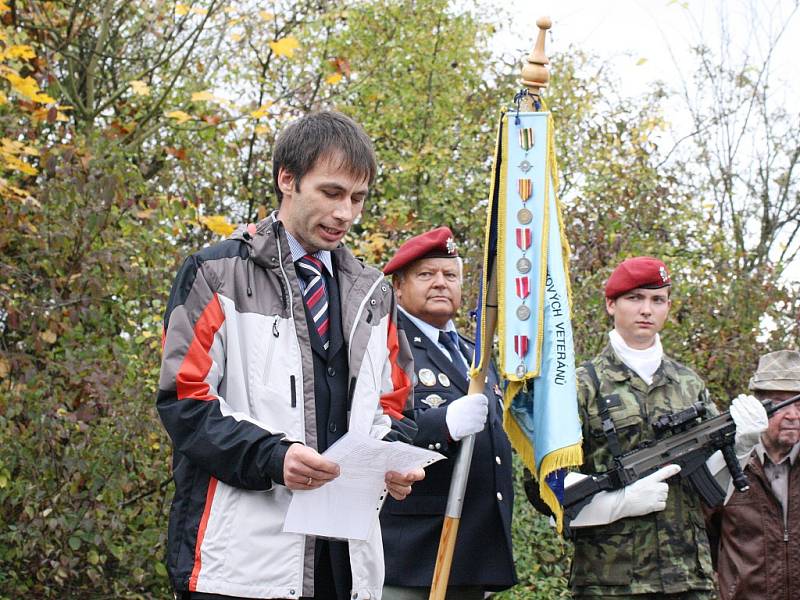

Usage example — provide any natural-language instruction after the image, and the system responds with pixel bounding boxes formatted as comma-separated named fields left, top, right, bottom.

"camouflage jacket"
left=570, top=344, right=717, bottom=596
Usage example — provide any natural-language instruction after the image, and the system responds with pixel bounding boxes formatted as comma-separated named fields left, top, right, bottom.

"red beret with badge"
left=384, top=226, right=458, bottom=275
left=605, top=256, right=671, bottom=299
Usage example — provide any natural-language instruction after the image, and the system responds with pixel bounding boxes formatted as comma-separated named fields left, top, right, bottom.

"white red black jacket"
left=157, top=218, right=413, bottom=599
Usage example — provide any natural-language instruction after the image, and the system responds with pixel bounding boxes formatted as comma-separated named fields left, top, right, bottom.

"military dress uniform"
left=572, top=344, right=717, bottom=599
left=379, top=311, right=517, bottom=593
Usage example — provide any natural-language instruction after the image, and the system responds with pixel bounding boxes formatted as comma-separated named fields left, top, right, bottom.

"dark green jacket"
left=570, top=344, right=717, bottom=596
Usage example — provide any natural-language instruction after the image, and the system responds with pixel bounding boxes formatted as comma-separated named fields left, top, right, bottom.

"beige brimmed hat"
left=749, top=350, right=800, bottom=392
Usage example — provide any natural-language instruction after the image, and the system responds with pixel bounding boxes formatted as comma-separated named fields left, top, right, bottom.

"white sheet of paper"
left=282, top=431, right=445, bottom=540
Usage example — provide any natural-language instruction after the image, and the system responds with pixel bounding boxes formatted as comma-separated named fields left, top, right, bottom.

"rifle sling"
left=583, top=361, right=624, bottom=459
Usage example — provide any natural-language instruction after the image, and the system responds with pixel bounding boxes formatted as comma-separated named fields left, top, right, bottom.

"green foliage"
left=0, top=137, right=191, bottom=595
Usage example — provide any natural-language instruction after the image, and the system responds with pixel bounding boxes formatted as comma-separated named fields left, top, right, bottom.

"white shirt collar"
left=273, top=211, right=333, bottom=275
left=399, top=307, right=456, bottom=344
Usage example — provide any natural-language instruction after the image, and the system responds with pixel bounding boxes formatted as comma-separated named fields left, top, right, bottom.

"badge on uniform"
left=437, top=373, right=450, bottom=387
left=422, top=394, right=445, bottom=408
left=418, top=368, right=436, bottom=387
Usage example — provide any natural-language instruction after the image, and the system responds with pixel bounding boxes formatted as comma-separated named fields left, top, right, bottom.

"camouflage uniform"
left=570, top=344, right=717, bottom=598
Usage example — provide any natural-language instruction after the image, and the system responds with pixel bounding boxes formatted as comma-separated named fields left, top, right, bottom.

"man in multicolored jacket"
left=706, top=350, right=800, bottom=600
left=558, top=256, right=766, bottom=599
left=157, top=111, right=423, bottom=600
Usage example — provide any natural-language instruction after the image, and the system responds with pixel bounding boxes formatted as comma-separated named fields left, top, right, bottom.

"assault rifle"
left=563, top=393, right=800, bottom=520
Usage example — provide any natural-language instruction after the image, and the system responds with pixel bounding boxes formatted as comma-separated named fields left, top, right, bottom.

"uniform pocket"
left=588, top=399, right=643, bottom=437
left=570, top=529, right=634, bottom=586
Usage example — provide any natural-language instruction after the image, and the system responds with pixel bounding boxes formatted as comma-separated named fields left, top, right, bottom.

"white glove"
left=730, top=394, right=768, bottom=456
left=569, top=464, right=681, bottom=527
left=445, top=393, right=488, bottom=441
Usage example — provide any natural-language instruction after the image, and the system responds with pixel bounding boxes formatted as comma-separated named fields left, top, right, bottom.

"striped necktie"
left=296, top=255, right=330, bottom=350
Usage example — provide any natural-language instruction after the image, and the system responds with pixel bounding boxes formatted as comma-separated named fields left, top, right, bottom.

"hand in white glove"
left=569, top=464, right=681, bottom=527
left=445, top=393, right=488, bottom=441
left=730, top=394, right=768, bottom=456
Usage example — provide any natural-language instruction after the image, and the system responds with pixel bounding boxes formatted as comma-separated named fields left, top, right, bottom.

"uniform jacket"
left=706, top=450, right=800, bottom=600
left=157, top=218, right=414, bottom=599
left=570, top=344, right=717, bottom=596
left=380, top=313, right=517, bottom=590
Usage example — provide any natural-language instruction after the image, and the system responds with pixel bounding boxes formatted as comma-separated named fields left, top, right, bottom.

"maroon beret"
left=384, top=227, right=458, bottom=275
left=605, top=256, right=671, bottom=299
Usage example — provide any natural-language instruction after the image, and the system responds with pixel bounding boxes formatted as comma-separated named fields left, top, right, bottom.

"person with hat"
left=528, top=256, right=767, bottom=599
left=705, top=350, right=800, bottom=600
left=379, top=227, right=516, bottom=600
left=157, top=110, right=424, bottom=600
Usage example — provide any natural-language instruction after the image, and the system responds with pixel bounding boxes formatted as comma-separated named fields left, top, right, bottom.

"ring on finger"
left=306, top=476, right=313, bottom=486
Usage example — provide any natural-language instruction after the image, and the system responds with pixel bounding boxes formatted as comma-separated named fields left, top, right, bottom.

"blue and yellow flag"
left=472, top=107, right=582, bottom=530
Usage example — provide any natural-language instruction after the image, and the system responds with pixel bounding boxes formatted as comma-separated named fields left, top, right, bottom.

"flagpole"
left=428, top=17, right=552, bottom=600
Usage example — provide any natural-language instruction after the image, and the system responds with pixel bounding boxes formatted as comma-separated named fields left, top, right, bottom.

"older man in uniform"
left=529, top=256, right=767, bottom=599
left=379, top=227, right=516, bottom=600
left=706, top=350, right=800, bottom=600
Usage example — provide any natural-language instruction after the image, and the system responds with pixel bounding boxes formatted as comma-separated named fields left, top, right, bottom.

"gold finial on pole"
left=519, top=17, right=552, bottom=111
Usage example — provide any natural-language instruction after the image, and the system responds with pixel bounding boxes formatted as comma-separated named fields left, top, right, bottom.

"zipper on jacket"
left=262, top=316, right=280, bottom=386
left=290, top=375, right=297, bottom=408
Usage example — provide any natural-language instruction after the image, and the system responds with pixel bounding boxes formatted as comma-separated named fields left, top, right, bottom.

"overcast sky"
left=497, top=0, right=799, bottom=109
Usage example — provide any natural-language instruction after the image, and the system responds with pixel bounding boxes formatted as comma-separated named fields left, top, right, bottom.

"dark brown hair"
left=272, top=110, right=377, bottom=202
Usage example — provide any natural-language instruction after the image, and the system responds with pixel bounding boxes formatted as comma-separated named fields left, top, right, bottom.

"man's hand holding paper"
left=283, top=431, right=443, bottom=540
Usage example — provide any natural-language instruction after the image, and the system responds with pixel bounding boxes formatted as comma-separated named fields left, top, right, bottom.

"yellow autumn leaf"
left=254, top=124, right=270, bottom=135
left=175, top=3, right=189, bottom=15
left=635, top=57, right=648, bottom=66
left=165, top=110, right=193, bottom=124
left=200, top=215, right=236, bottom=237
left=230, top=32, right=243, bottom=42
left=4, top=72, right=55, bottom=103
left=0, top=357, right=9, bottom=378
left=269, top=36, right=300, bottom=58
left=259, top=10, right=274, bottom=20
left=130, top=80, right=150, bottom=96
left=190, top=6, right=208, bottom=15
left=0, top=91, right=6, bottom=106
left=249, top=102, right=273, bottom=119
left=325, top=72, right=343, bottom=85
left=5, top=45, right=36, bottom=60
left=3, top=155, right=37, bottom=176
left=191, top=90, right=216, bottom=102
left=0, top=1, right=10, bottom=12
left=39, top=329, right=57, bottom=344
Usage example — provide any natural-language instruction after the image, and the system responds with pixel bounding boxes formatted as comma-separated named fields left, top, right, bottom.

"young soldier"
left=158, top=111, right=423, bottom=600
left=536, top=256, right=766, bottom=599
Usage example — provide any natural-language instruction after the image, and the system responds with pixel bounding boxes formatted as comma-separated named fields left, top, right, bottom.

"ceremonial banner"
left=472, top=109, right=582, bottom=530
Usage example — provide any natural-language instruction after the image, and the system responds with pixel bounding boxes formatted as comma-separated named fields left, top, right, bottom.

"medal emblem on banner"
left=496, top=112, right=550, bottom=380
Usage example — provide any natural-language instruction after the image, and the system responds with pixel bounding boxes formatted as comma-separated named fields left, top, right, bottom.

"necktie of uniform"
left=296, top=255, right=330, bottom=350
left=438, top=330, right=468, bottom=380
